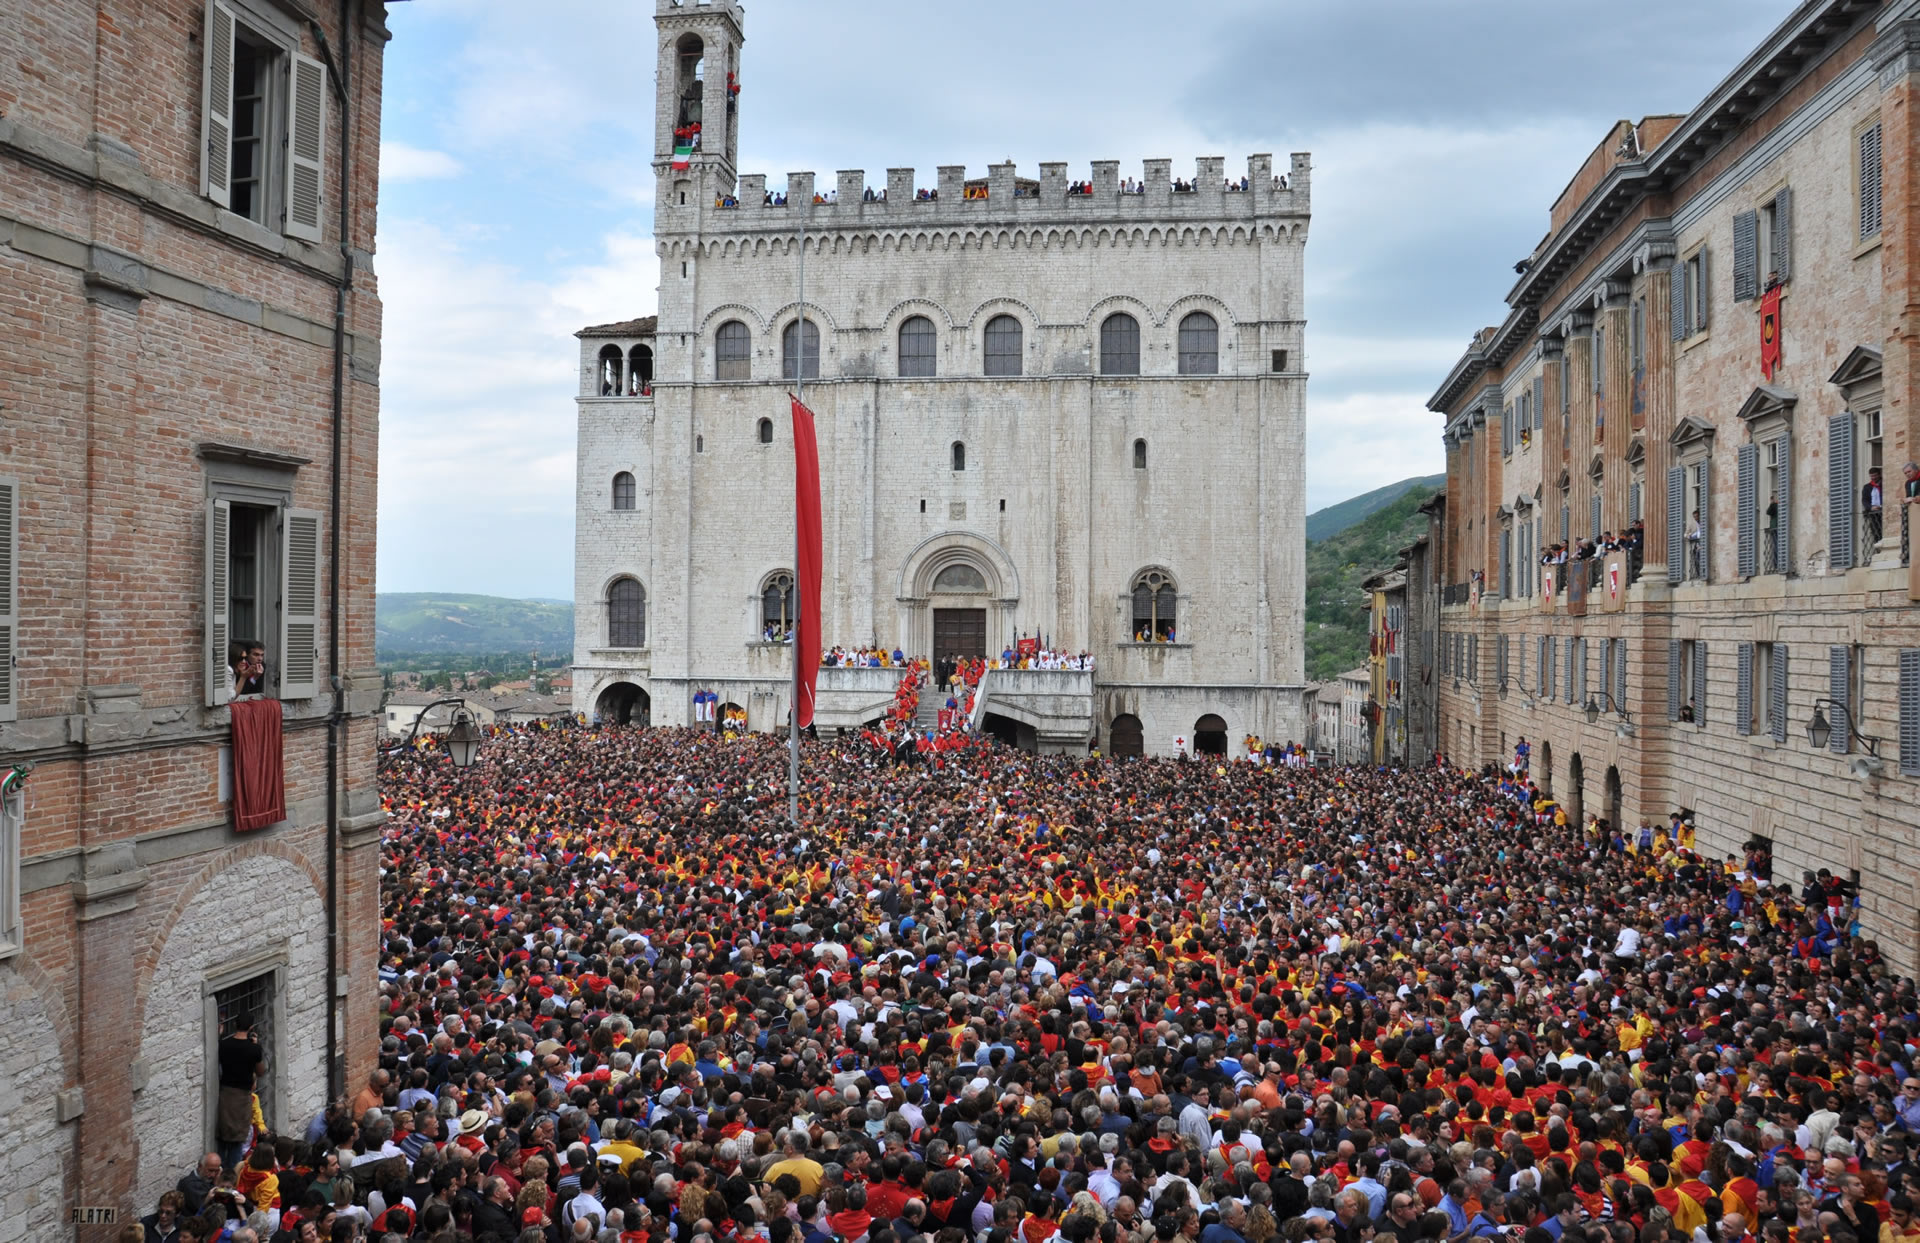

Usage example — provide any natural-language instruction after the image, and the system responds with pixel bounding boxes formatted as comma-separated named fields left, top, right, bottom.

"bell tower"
left=654, top=0, right=744, bottom=214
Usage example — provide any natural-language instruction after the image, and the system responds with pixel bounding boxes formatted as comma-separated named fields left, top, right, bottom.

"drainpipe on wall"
left=308, top=0, right=355, bottom=1100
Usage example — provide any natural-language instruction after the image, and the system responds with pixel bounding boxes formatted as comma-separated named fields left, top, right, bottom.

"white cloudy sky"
left=375, top=0, right=1788, bottom=600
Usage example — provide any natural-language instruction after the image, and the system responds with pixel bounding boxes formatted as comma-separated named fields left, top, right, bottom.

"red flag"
left=1759, top=284, right=1782, bottom=380
left=791, top=396, right=823, bottom=728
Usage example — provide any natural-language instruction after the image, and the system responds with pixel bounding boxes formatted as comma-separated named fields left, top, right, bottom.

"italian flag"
left=672, top=144, right=692, bottom=171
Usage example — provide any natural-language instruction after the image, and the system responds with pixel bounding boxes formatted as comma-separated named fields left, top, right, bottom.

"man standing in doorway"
left=1865, top=466, right=1884, bottom=544
left=216, top=1014, right=266, bottom=1168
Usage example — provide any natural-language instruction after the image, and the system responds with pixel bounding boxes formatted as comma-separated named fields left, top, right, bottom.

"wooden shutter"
left=1667, top=467, right=1686, bottom=583
left=1698, top=459, right=1712, bottom=580
left=1899, top=648, right=1920, bottom=776
left=1828, top=413, right=1855, bottom=570
left=200, top=1, right=237, bottom=209
left=1692, top=642, right=1708, bottom=727
left=1517, top=634, right=1526, bottom=687
left=1860, top=122, right=1882, bottom=240
left=1737, top=642, right=1754, bottom=735
left=1498, top=635, right=1508, bottom=689
left=1732, top=210, right=1759, bottom=303
left=280, top=508, right=321, bottom=699
left=206, top=498, right=231, bottom=706
left=1770, top=644, right=1789, bottom=743
left=1771, top=187, right=1792, bottom=283
left=1577, top=640, right=1588, bottom=704
left=1829, top=645, right=1851, bottom=755
left=1697, top=250, right=1710, bottom=331
left=286, top=53, right=328, bottom=242
left=1737, top=443, right=1758, bottom=578
left=1615, top=637, right=1628, bottom=709
left=0, top=476, right=15, bottom=722
left=1776, top=431, right=1793, bottom=573
left=1668, top=640, right=1682, bottom=721
left=1499, top=531, right=1510, bottom=599
left=1546, top=636, right=1556, bottom=700
left=1629, top=481, right=1642, bottom=524
left=1669, top=254, right=1689, bottom=340
left=1566, top=637, right=1578, bottom=704
left=1561, top=504, right=1569, bottom=542
left=1601, top=640, right=1613, bottom=709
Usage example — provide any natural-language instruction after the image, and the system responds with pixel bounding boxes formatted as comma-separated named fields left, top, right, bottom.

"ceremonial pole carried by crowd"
left=129, top=713, right=1920, bottom=1243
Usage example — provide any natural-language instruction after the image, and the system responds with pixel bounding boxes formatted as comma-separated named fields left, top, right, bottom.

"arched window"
left=898, top=315, right=936, bottom=378
left=782, top=318, right=820, bottom=380
left=597, top=343, right=624, bottom=395
left=761, top=571, right=795, bottom=639
left=951, top=441, right=966, bottom=471
left=627, top=344, right=654, bottom=393
left=608, top=577, right=646, bottom=648
left=1133, top=438, right=1147, bottom=469
left=757, top=417, right=773, bottom=444
left=983, top=314, right=1023, bottom=377
left=1131, top=569, right=1177, bottom=641
left=695, top=434, right=704, bottom=453
left=1178, top=310, right=1219, bottom=375
left=715, top=320, right=750, bottom=381
left=1100, top=312, right=1140, bottom=376
left=612, top=471, right=636, bottom=510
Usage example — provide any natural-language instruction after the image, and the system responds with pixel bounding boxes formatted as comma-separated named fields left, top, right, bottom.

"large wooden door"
left=933, top=608, right=987, bottom=664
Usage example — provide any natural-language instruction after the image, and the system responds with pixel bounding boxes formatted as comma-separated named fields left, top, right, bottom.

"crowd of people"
left=131, top=721, right=1920, bottom=1243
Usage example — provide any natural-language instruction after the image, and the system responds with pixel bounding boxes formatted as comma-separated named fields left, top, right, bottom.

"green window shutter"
left=206, top=498, right=231, bottom=706
left=1899, top=649, right=1920, bottom=776
left=280, top=509, right=323, bottom=699
left=1770, top=644, right=1789, bottom=743
left=1737, top=443, right=1758, bottom=578
left=0, top=476, right=16, bottom=722
left=1533, top=377, right=1545, bottom=430
left=1829, top=413, right=1855, bottom=570
left=1777, top=431, right=1792, bottom=572
left=285, top=53, right=329, bottom=242
left=1737, top=642, right=1754, bottom=736
left=1732, top=210, right=1758, bottom=302
left=1669, top=255, right=1689, bottom=340
left=1829, top=645, right=1851, bottom=755
left=200, top=0, right=237, bottom=209
left=1771, top=187, right=1792, bottom=283
left=1547, top=636, right=1557, bottom=701
left=1692, top=642, right=1708, bottom=727
left=1667, top=467, right=1686, bottom=584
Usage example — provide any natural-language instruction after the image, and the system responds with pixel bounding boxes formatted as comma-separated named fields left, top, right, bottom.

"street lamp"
left=1805, top=698, right=1878, bottom=756
left=444, top=708, right=484, bottom=769
left=382, top=697, right=487, bottom=768
left=1583, top=691, right=1630, bottom=726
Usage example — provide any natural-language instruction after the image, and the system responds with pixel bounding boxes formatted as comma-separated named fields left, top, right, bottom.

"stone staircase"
left=913, top=679, right=943, bottom=732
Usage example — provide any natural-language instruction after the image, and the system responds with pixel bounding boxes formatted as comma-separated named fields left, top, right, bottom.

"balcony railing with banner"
left=1903, top=499, right=1910, bottom=568
left=1585, top=556, right=1604, bottom=590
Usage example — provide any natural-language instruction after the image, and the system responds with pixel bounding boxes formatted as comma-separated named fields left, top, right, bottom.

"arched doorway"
left=1109, top=714, right=1144, bottom=758
left=595, top=682, right=650, bottom=726
left=717, top=701, right=746, bottom=733
left=982, top=712, right=1036, bottom=752
left=1193, top=713, right=1228, bottom=756
left=1606, top=765, right=1623, bottom=835
left=1539, top=740, right=1553, bottom=793
left=1567, top=753, right=1585, bottom=827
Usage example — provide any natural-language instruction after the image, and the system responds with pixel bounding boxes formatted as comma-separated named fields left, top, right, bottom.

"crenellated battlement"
left=657, top=153, right=1311, bottom=236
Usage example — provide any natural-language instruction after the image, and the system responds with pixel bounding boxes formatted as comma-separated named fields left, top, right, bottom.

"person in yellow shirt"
left=765, top=1131, right=826, bottom=1197
left=597, top=1118, right=648, bottom=1175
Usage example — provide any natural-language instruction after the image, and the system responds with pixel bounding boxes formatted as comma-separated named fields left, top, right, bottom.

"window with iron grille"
left=1177, top=311, right=1219, bottom=375
left=898, top=315, right=937, bottom=378
left=1101, top=313, right=1141, bottom=376
left=983, top=315, right=1023, bottom=377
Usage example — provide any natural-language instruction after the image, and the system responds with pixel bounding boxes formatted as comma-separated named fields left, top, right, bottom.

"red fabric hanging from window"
left=230, top=697, right=286, bottom=832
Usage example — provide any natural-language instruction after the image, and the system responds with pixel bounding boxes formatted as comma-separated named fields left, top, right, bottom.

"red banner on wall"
left=1760, top=284, right=1782, bottom=380
left=790, top=397, right=823, bottom=728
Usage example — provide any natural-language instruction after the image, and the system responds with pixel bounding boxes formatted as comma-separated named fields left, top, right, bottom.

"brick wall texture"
left=0, top=1, right=391, bottom=1236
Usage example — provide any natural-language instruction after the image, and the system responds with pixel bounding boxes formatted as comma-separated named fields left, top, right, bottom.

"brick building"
left=572, top=0, right=1312, bottom=757
left=1425, top=0, right=1920, bottom=970
left=0, top=0, right=391, bottom=1232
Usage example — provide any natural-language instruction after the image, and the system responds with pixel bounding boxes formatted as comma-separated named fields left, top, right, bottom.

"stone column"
left=1636, top=246, right=1678, bottom=577
left=1871, top=9, right=1920, bottom=560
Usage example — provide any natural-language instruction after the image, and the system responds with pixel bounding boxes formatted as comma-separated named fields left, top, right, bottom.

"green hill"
left=1305, top=473, right=1445, bottom=543
left=1304, top=481, right=1441, bottom=682
left=376, top=593, right=573, bottom=658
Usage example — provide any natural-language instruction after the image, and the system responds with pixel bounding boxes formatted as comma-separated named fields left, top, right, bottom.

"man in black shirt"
left=216, top=1016, right=265, bottom=1167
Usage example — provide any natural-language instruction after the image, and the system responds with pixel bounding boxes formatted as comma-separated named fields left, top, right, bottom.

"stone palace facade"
left=571, top=0, right=1312, bottom=756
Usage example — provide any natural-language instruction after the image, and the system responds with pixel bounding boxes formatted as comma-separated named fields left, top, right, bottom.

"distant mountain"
left=376, top=593, right=574, bottom=657
left=1304, top=480, right=1443, bottom=682
left=1305, top=474, right=1446, bottom=543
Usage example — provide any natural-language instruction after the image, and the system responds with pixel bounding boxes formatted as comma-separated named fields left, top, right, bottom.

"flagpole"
left=789, top=188, right=805, bottom=827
